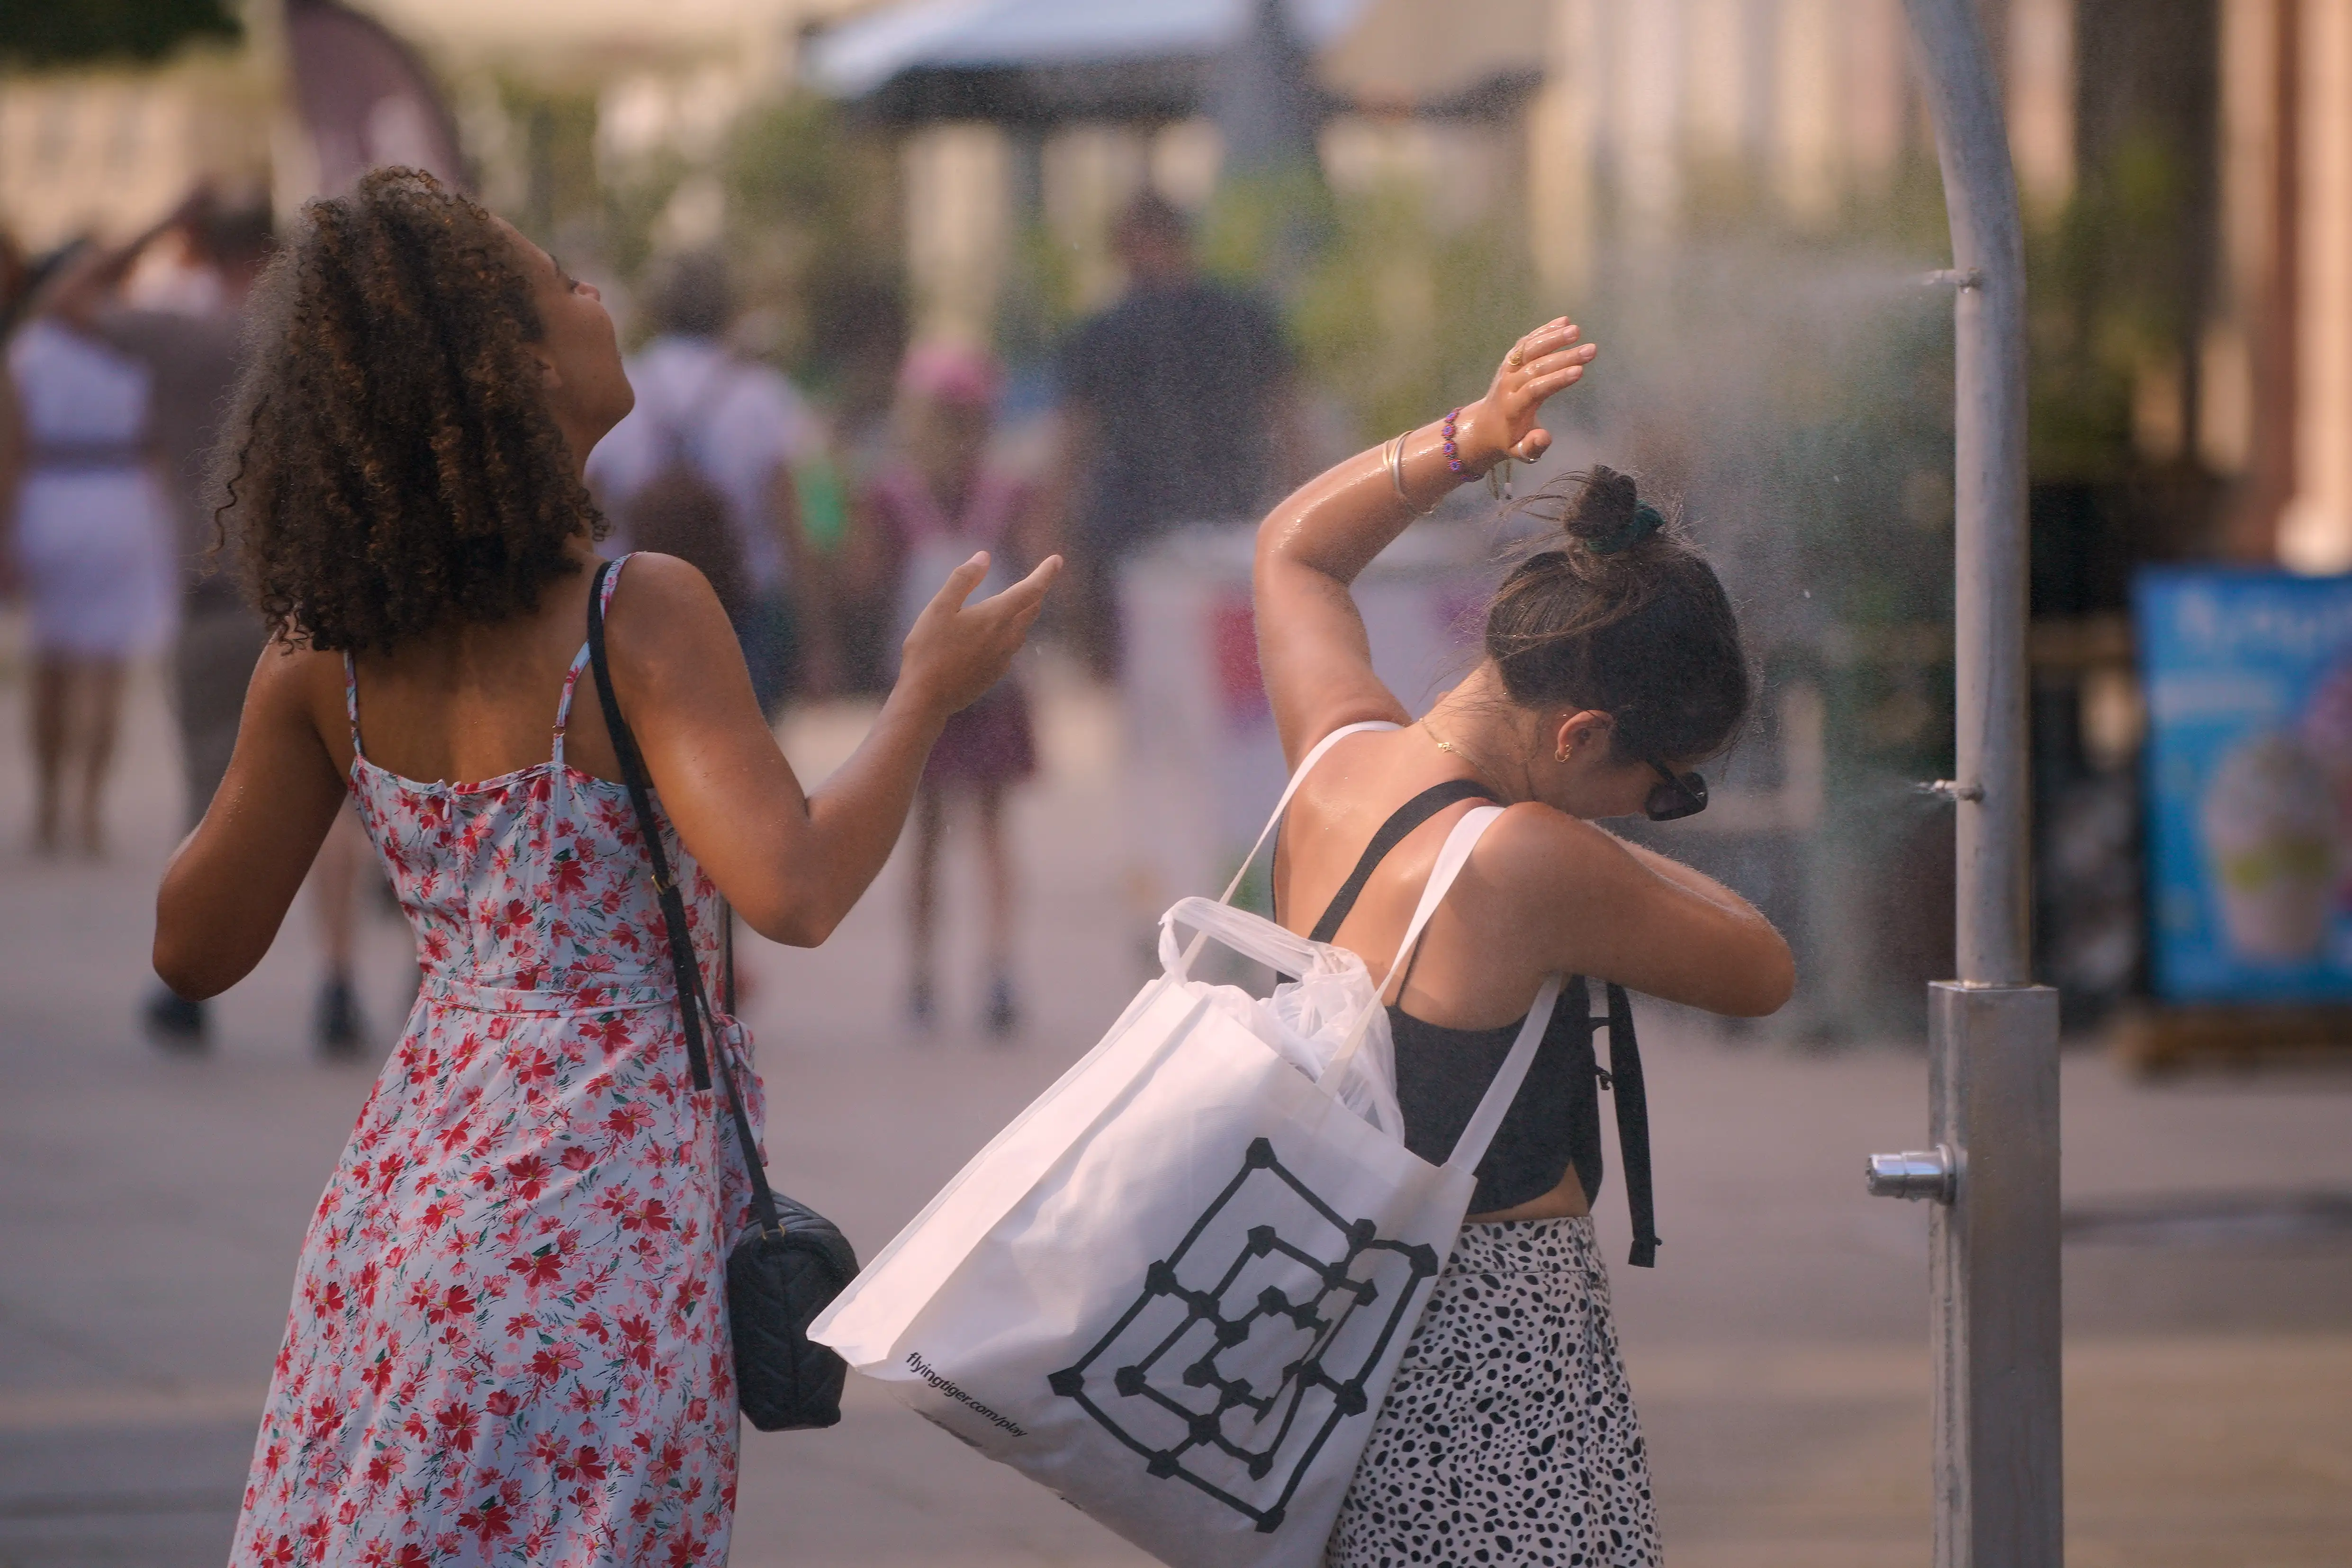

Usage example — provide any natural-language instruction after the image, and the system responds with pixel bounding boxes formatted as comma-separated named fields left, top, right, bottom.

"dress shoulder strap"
left=554, top=553, right=633, bottom=763
left=341, top=652, right=364, bottom=760
left=1306, top=778, right=1498, bottom=944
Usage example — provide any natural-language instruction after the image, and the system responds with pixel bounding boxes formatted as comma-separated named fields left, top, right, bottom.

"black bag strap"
left=1306, top=779, right=1499, bottom=943
left=586, top=558, right=782, bottom=1238
left=1597, top=977, right=1660, bottom=1267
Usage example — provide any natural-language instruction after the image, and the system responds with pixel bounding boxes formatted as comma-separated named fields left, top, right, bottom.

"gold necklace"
left=1420, top=718, right=1508, bottom=795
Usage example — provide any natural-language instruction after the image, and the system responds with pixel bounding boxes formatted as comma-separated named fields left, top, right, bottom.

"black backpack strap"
left=1307, top=779, right=1499, bottom=943
left=1602, top=981, right=1661, bottom=1268
left=586, top=558, right=782, bottom=1238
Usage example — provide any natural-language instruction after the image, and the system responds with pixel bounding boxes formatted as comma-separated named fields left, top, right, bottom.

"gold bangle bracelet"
left=1388, top=428, right=1436, bottom=517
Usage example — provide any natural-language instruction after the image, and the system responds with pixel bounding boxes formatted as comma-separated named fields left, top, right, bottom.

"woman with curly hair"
left=152, top=168, right=1057, bottom=1565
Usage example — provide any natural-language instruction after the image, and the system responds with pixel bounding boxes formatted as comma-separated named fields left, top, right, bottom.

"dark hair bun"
left=1483, top=462, right=1748, bottom=763
left=1563, top=466, right=1665, bottom=555
left=1565, top=465, right=1640, bottom=542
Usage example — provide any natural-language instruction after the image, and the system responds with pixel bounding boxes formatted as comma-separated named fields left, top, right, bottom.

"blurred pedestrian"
left=3, top=248, right=176, bottom=856
left=852, top=344, right=1050, bottom=1033
left=588, top=250, right=828, bottom=714
left=0, top=226, right=28, bottom=332
left=43, top=189, right=377, bottom=1054
left=1054, top=192, right=1301, bottom=677
left=1256, top=318, right=1793, bottom=1567
left=151, top=168, right=1056, bottom=1564
left=0, top=228, right=23, bottom=597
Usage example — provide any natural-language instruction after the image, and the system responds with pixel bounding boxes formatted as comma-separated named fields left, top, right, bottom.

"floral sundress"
left=232, top=555, right=765, bottom=1567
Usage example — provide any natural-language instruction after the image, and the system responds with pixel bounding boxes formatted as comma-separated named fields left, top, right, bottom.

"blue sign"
left=2136, top=568, right=2352, bottom=1001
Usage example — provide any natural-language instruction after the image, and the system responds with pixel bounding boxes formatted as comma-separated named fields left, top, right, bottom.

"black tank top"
left=1285, top=781, right=1660, bottom=1265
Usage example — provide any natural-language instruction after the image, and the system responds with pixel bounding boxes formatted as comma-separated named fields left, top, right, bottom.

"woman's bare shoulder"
left=224, top=634, right=352, bottom=771
left=605, top=551, right=729, bottom=627
left=249, top=634, right=344, bottom=713
left=598, top=551, right=764, bottom=723
left=599, top=552, right=736, bottom=667
left=1469, top=802, right=1640, bottom=911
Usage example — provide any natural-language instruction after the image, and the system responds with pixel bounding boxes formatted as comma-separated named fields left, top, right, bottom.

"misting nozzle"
left=1867, top=1146, right=1957, bottom=1203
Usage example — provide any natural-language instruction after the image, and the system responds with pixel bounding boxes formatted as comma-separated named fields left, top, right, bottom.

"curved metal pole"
left=1906, top=0, right=2031, bottom=986
left=1895, top=6, right=2063, bottom=1568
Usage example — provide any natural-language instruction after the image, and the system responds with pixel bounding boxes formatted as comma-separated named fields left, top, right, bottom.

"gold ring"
left=1507, top=347, right=1525, bottom=369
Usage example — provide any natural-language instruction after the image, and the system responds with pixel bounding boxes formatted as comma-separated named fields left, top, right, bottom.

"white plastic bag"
left=1160, top=896, right=1405, bottom=1141
left=810, top=723, right=1560, bottom=1568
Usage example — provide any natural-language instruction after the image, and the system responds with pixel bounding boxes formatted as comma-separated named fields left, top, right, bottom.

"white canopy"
left=807, top=0, right=1365, bottom=101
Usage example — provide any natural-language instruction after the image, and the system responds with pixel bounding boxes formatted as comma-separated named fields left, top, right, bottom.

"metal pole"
left=1874, top=4, right=2064, bottom=1566
left=1905, top=0, right=2031, bottom=984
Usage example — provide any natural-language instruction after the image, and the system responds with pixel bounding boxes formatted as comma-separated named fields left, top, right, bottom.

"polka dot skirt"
left=1325, top=1215, right=1658, bottom=1568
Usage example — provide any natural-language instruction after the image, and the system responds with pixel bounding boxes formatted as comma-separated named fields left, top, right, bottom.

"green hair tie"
left=1590, top=502, right=1666, bottom=555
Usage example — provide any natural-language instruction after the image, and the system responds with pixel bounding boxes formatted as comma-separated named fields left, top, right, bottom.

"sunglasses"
left=1645, top=761, right=1708, bottom=821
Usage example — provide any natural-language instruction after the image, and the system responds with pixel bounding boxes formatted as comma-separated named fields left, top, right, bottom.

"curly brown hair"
left=210, top=166, right=604, bottom=653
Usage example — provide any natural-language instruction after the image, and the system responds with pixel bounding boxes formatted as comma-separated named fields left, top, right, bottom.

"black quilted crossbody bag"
left=587, top=559, right=856, bottom=1432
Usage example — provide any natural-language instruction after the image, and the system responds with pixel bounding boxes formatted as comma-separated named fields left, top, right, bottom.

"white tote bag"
left=810, top=723, right=1562, bottom=1568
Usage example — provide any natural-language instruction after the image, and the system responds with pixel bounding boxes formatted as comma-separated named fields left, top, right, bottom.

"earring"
left=1557, top=745, right=1573, bottom=763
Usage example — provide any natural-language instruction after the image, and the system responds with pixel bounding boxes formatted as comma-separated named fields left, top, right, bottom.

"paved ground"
left=2, top=648, right=2349, bottom=1567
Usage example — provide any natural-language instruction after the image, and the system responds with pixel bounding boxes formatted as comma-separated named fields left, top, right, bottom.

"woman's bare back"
left=317, top=554, right=627, bottom=787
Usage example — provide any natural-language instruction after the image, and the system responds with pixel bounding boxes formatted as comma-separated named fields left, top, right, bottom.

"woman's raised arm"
left=1253, top=319, right=1595, bottom=765
left=609, top=549, right=1058, bottom=947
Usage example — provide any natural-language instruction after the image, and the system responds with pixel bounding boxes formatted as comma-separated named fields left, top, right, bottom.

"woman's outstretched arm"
left=606, top=550, right=1058, bottom=947
left=1253, top=318, right=1595, bottom=766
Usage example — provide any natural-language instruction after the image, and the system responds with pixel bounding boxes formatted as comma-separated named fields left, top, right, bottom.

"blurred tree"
left=490, top=78, right=600, bottom=253
left=1252, top=179, right=1532, bottom=448
left=2026, top=0, right=2216, bottom=506
left=720, top=94, right=902, bottom=414
left=0, top=0, right=239, bottom=66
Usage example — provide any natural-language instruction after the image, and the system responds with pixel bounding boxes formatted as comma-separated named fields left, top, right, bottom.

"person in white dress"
left=2, top=306, right=175, bottom=854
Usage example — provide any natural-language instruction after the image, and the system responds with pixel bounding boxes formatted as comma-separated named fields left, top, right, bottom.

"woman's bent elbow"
left=739, top=896, right=838, bottom=949
left=153, top=931, right=234, bottom=1002
left=1727, top=942, right=1797, bottom=1018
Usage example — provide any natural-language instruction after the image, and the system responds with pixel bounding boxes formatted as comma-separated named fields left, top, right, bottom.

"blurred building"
left=2218, top=0, right=2352, bottom=575
left=807, top=0, right=2091, bottom=342
left=0, top=0, right=875, bottom=253
left=0, top=51, right=272, bottom=252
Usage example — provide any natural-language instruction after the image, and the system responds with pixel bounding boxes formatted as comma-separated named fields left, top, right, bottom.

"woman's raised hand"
left=898, top=551, right=1063, bottom=718
left=1460, top=318, right=1598, bottom=471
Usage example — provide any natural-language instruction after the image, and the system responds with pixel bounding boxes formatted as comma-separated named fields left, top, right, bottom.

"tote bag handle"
left=1215, top=720, right=1401, bottom=906
left=1167, top=721, right=1400, bottom=977
left=1197, top=721, right=1565, bottom=1170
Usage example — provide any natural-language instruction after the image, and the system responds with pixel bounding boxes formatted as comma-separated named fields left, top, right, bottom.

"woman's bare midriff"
left=1467, top=1164, right=1590, bottom=1225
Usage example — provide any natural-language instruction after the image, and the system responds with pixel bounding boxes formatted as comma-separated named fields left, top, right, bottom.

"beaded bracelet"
left=1441, top=408, right=1466, bottom=474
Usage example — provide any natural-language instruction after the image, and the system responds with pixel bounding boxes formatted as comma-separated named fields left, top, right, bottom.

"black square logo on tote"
left=1046, top=1137, right=1441, bottom=1532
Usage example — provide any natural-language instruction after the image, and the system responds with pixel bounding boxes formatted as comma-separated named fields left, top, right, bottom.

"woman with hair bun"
left=151, top=168, right=1057, bottom=1565
left=1254, top=317, right=1793, bottom=1567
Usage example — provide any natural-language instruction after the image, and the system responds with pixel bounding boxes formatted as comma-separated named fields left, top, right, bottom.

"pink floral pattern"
left=233, top=557, right=763, bottom=1567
